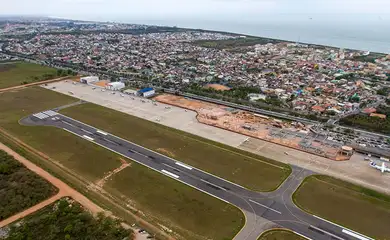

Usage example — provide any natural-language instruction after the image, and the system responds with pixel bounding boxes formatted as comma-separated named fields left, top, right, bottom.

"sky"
left=1, top=0, right=389, bottom=23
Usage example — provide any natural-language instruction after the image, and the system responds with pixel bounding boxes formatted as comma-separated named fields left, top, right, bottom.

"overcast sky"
left=1, top=0, right=389, bottom=23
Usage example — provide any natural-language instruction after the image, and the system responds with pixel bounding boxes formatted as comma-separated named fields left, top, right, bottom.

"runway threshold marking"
left=82, top=135, right=94, bottom=141
left=175, top=162, right=193, bottom=170
left=248, top=199, right=281, bottom=214
left=313, top=215, right=373, bottom=240
left=342, top=229, right=373, bottom=240
left=161, top=170, right=179, bottom=179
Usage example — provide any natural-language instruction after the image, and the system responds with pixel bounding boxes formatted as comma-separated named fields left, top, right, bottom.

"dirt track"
left=0, top=76, right=70, bottom=93
left=0, top=193, right=63, bottom=228
left=0, top=142, right=104, bottom=227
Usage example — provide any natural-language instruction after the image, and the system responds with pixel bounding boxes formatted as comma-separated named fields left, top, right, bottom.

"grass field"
left=61, top=103, right=291, bottom=192
left=0, top=87, right=245, bottom=240
left=257, top=230, right=305, bottom=240
left=104, top=164, right=244, bottom=240
left=0, top=61, right=57, bottom=89
left=293, top=175, right=390, bottom=239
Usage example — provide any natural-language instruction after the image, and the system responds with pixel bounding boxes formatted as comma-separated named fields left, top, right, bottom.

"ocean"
left=109, top=15, right=390, bottom=54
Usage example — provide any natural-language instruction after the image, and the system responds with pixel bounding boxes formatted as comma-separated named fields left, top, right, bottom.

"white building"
left=106, top=82, right=125, bottom=91
left=80, top=76, right=99, bottom=84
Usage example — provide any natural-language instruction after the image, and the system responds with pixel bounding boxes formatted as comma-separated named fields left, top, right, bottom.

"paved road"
left=21, top=110, right=374, bottom=240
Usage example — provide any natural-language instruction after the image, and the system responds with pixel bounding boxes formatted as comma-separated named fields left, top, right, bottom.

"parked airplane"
left=370, top=161, right=390, bottom=173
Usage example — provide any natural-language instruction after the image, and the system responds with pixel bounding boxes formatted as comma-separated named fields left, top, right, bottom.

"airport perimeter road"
left=21, top=110, right=374, bottom=240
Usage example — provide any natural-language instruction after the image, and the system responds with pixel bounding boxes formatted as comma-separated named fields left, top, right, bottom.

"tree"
left=377, top=87, right=389, bottom=96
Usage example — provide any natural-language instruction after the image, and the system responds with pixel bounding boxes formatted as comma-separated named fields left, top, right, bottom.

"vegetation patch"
left=340, top=114, right=390, bottom=134
left=0, top=150, right=58, bottom=221
left=0, top=62, right=59, bottom=89
left=257, top=229, right=306, bottom=240
left=61, top=103, right=291, bottom=192
left=193, top=37, right=283, bottom=50
left=293, top=175, right=390, bottom=239
left=2, top=198, right=133, bottom=240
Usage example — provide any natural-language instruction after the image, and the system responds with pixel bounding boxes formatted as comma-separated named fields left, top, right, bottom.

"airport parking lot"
left=43, top=80, right=390, bottom=195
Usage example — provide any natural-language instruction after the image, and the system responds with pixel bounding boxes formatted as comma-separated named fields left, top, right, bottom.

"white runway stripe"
left=97, top=130, right=108, bottom=135
left=175, top=162, right=193, bottom=170
left=161, top=169, right=179, bottom=179
left=82, top=135, right=94, bottom=141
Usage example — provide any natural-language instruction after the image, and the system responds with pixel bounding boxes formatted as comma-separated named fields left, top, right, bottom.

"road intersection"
left=21, top=110, right=374, bottom=240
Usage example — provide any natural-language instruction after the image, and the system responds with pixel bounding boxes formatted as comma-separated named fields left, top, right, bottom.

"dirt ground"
left=204, top=83, right=231, bottom=91
left=96, top=159, right=131, bottom=188
left=155, top=94, right=348, bottom=161
left=92, top=80, right=110, bottom=87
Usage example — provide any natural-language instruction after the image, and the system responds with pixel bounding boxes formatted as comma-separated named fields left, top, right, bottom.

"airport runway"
left=21, top=110, right=374, bottom=240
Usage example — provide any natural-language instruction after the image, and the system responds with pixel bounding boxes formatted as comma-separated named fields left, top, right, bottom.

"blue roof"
left=138, top=87, right=154, bottom=93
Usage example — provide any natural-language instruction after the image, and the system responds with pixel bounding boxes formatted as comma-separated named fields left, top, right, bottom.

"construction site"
left=155, top=94, right=351, bottom=161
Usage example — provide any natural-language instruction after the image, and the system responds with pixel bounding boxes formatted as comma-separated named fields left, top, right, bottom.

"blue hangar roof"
left=138, top=87, right=154, bottom=93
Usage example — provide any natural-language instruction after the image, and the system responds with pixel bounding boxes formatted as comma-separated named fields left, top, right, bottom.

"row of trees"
left=0, top=150, right=58, bottom=221
left=22, top=69, right=77, bottom=85
left=340, top=115, right=390, bottom=135
left=4, top=198, right=133, bottom=240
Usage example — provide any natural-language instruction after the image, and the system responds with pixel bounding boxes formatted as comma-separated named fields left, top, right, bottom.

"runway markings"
left=61, top=120, right=76, bottom=128
left=293, top=231, right=313, bottom=240
left=161, top=169, right=179, bottom=179
left=313, top=215, right=373, bottom=240
left=309, top=225, right=344, bottom=240
left=342, top=229, right=373, bottom=240
left=56, top=114, right=249, bottom=191
left=133, top=151, right=149, bottom=158
left=82, top=135, right=94, bottom=141
left=200, top=179, right=226, bottom=191
left=33, top=112, right=49, bottom=120
left=248, top=199, right=281, bottom=214
left=102, top=137, right=119, bottom=145
left=80, top=128, right=93, bottom=135
left=175, top=162, right=193, bottom=170
left=97, top=130, right=108, bottom=135
left=42, top=110, right=58, bottom=117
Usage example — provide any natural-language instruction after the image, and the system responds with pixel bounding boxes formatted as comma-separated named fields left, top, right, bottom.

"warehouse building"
left=106, top=82, right=125, bottom=91
left=80, top=76, right=99, bottom=84
left=138, top=87, right=155, bottom=98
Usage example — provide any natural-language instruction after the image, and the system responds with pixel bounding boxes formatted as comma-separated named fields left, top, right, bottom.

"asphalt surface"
left=21, top=110, right=374, bottom=240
